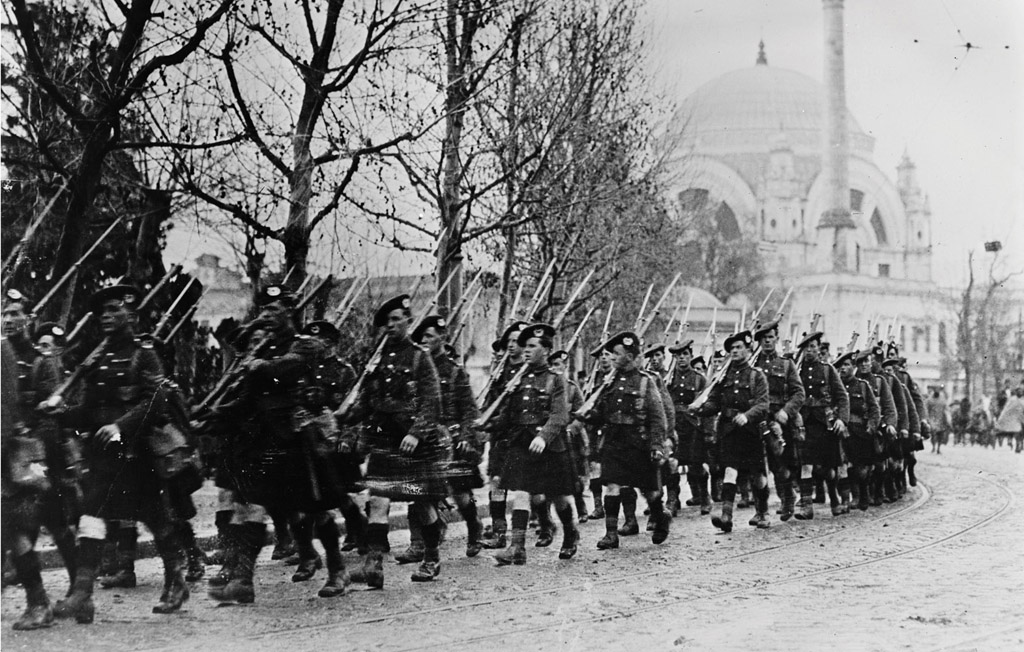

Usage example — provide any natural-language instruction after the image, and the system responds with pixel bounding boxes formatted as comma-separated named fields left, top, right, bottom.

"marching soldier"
left=337, top=295, right=449, bottom=586
left=795, top=332, right=850, bottom=519
left=584, top=343, right=612, bottom=520
left=411, top=316, right=487, bottom=559
left=837, top=351, right=881, bottom=511
left=751, top=321, right=805, bottom=521
left=666, top=339, right=712, bottom=515
left=487, top=324, right=580, bottom=564
left=549, top=350, right=590, bottom=524
left=639, top=344, right=675, bottom=532
left=479, top=321, right=529, bottom=549
left=881, top=355, right=920, bottom=499
left=856, top=349, right=898, bottom=507
left=886, top=344, right=927, bottom=488
left=694, top=330, right=771, bottom=532
left=579, top=331, right=671, bottom=549
left=47, top=285, right=189, bottom=622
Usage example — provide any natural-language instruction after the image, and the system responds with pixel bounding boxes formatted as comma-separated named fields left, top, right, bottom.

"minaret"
left=817, top=0, right=857, bottom=272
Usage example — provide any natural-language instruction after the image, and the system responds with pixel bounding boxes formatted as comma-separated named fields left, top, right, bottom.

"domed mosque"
left=663, top=1, right=947, bottom=385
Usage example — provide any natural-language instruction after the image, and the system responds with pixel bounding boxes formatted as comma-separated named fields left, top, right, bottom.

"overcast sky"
left=642, top=0, right=1023, bottom=286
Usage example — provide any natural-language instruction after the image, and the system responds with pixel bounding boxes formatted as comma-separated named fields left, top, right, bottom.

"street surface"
left=3, top=446, right=1022, bottom=652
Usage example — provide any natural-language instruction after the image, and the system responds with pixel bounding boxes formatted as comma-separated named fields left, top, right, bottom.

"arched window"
left=678, top=188, right=709, bottom=213
left=850, top=189, right=864, bottom=213
left=716, top=202, right=741, bottom=240
left=870, top=208, right=888, bottom=245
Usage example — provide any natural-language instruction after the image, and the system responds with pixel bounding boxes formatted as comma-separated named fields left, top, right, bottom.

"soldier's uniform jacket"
left=64, top=333, right=167, bottom=458
left=6, top=334, right=39, bottom=424
left=753, top=349, right=805, bottom=423
left=243, top=330, right=326, bottom=415
left=492, top=361, right=570, bottom=451
left=842, top=374, right=881, bottom=435
left=879, top=368, right=911, bottom=433
left=698, top=359, right=770, bottom=434
left=648, top=370, right=675, bottom=442
left=304, top=354, right=356, bottom=412
left=566, top=379, right=589, bottom=460
left=349, top=334, right=441, bottom=439
left=432, top=349, right=483, bottom=451
left=584, top=365, right=667, bottom=454
left=486, top=357, right=523, bottom=407
left=859, top=370, right=898, bottom=432
left=798, top=358, right=850, bottom=426
left=895, top=367, right=925, bottom=433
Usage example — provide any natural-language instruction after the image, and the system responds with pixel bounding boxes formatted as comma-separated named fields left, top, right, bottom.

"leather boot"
left=712, top=483, right=736, bottom=532
left=827, top=478, right=843, bottom=516
left=495, top=510, right=528, bottom=566
left=906, top=455, right=918, bottom=487
left=794, top=479, right=815, bottom=520
left=535, top=499, right=555, bottom=546
left=152, top=536, right=190, bottom=614
left=340, top=501, right=367, bottom=552
left=207, top=510, right=233, bottom=565
left=52, top=528, right=78, bottom=597
left=318, top=554, right=350, bottom=598
left=597, top=495, right=621, bottom=549
left=480, top=500, right=508, bottom=549
left=460, top=503, right=484, bottom=557
left=270, top=513, right=295, bottom=560
left=100, top=525, right=137, bottom=589
left=775, top=477, right=787, bottom=514
left=685, top=472, right=702, bottom=506
left=700, top=477, right=713, bottom=515
left=650, top=501, right=670, bottom=545
left=748, top=487, right=770, bottom=529
left=361, top=524, right=387, bottom=589
left=870, top=472, right=884, bottom=506
left=779, top=481, right=796, bottom=521
left=12, top=552, right=54, bottom=630
left=711, top=475, right=723, bottom=502
left=736, top=477, right=752, bottom=508
left=180, top=523, right=206, bottom=582
left=291, top=553, right=323, bottom=582
left=208, top=524, right=241, bottom=588
left=618, top=489, right=639, bottom=535
left=208, top=522, right=263, bottom=604
left=574, top=493, right=589, bottom=523
left=396, top=511, right=425, bottom=563
left=54, top=537, right=101, bottom=624
left=411, top=547, right=441, bottom=581
left=588, top=479, right=605, bottom=519
left=838, top=477, right=852, bottom=514
left=559, top=524, right=579, bottom=559
left=814, top=478, right=827, bottom=504
left=857, top=477, right=871, bottom=510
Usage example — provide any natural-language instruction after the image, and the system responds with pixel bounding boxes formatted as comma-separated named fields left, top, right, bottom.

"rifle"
left=449, top=285, right=483, bottom=345
left=633, top=283, right=655, bottom=332
left=2, top=178, right=69, bottom=281
left=335, top=269, right=459, bottom=419
left=331, top=276, right=370, bottom=326
left=664, top=294, right=694, bottom=384
left=508, top=279, right=526, bottom=321
left=29, top=214, right=128, bottom=317
left=583, top=301, right=615, bottom=396
left=41, top=266, right=188, bottom=410
left=476, top=270, right=594, bottom=429
left=158, top=289, right=209, bottom=344
left=447, top=270, right=484, bottom=325
left=636, top=273, right=682, bottom=342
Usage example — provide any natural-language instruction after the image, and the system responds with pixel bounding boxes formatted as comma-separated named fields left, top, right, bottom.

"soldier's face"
left=803, top=341, right=821, bottom=361
left=650, top=351, right=664, bottom=369
left=693, top=361, right=706, bottom=374
left=611, top=345, right=635, bottom=370
left=258, top=301, right=292, bottom=332
left=676, top=350, right=692, bottom=367
left=761, top=331, right=777, bottom=350
left=522, top=338, right=548, bottom=365
left=729, top=341, right=750, bottom=363
left=598, top=350, right=612, bottom=372
left=420, top=327, right=444, bottom=354
left=35, top=334, right=60, bottom=357
left=507, top=332, right=524, bottom=358
left=100, top=299, right=132, bottom=335
left=549, top=358, right=566, bottom=374
left=383, top=308, right=410, bottom=338
left=839, top=360, right=855, bottom=379
left=857, top=359, right=872, bottom=375
left=2, top=302, right=30, bottom=337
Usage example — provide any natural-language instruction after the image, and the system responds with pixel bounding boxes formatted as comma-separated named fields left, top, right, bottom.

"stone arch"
left=666, top=155, right=758, bottom=237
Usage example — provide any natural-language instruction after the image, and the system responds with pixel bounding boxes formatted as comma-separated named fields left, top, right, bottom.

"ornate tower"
left=817, top=0, right=857, bottom=272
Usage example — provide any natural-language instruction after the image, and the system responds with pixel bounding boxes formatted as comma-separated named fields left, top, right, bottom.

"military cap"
left=753, top=319, right=780, bottom=341
left=834, top=350, right=858, bottom=368
left=589, top=342, right=605, bottom=358
left=4, top=288, right=31, bottom=306
left=411, top=315, right=447, bottom=343
left=872, top=341, right=885, bottom=358
left=854, top=350, right=874, bottom=365
left=669, top=339, right=695, bottom=355
left=796, top=331, right=824, bottom=350
left=820, top=339, right=832, bottom=352
left=881, top=357, right=902, bottom=368
left=691, top=355, right=706, bottom=370
left=604, top=331, right=641, bottom=356
left=302, top=320, right=341, bottom=343
left=724, top=330, right=754, bottom=350
left=373, top=294, right=412, bottom=328
left=89, top=284, right=141, bottom=314
left=643, top=344, right=666, bottom=358
left=499, top=320, right=531, bottom=350
left=886, top=341, right=900, bottom=358
left=33, top=322, right=66, bottom=346
left=712, top=349, right=727, bottom=360
left=491, top=339, right=503, bottom=354
left=517, top=323, right=556, bottom=348
left=548, top=349, right=569, bottom=364
left=444, top=343, right=459, bottom=358
left=255, top=284, right=297, bottom=308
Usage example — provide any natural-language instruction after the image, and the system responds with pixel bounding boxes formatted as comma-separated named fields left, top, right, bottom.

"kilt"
left=499, top=426, right=579, bottom=496
left=845, top=424, right=881, bottom=466
left=674, top=417, right=701, bottom=465
left=717, top=421, right=766, bottom=473
left=79, top=446, right=175, bottom=524
left=361, top=412, right=450, bottom=502
left=488, top=436, right=509, bottom=477
left=599, top=425, right=660, bottom=492
left=448, top=444, right=485, bottom=493
left=800, top=419, right=844, bottom=468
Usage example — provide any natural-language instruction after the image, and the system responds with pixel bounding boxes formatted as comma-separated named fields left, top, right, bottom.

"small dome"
left=672, top=59, right=872, bottom=156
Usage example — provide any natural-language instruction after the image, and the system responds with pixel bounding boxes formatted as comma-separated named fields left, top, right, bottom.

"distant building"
left=192, top=254, right=251, bottom=329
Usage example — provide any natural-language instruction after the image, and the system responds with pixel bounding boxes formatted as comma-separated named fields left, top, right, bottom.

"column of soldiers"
left=2, top=279, right=933, bottom=633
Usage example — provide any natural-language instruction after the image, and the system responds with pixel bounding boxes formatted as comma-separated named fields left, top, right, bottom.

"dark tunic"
left=798, top=358, right=850, bottom=468
left=348, top=334, right=448, bottom=501
left=311, top=355, right=362, bottom=490
left=566, top=381, right=589, bottom=478
left=63, top=333, right=172, bottom=523
left=860, top=370, right=898, bottom=458
left=753, top=349, right=805, bottom=468
left=492, top=361, right=576, bottom=496
left=667, top=365, right=707, bottom=465
left=433, top=349, right=485, bottom=492
left=486, top=358, right=523, bottom=477
left=842, top=374, right=881, bottom=466
left=586, top=365, right=667, bottom=492
left=699, top=359, right=770, bottom=472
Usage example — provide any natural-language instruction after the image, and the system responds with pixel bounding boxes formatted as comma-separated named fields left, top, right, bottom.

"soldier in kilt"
left=667, top=339, right=712, bottom=515
left=579, top=331, right=671, bottom=549
left=882, top=356, right=919, bottom=499
left=751, top=321, right=805, bottom=521
left=549, top=350, right=590, bottom=524
left=338, top=295, right=449, bottom=586
left=409, top=316, right=486, bottom=559
left=795, top=332, right=850, bottom=519
left=885, top=343, right=927, bottom=488
left=695, top=331, right=771, bottom=532
left=44, top=285, right=190, bottom=622
left=837, top=351, right=881, bottom=510
left=485, top=324, right=579, bottom=564
left=584, top=344, right=613, bottom=519
left=856, top=349, right=899, bottom=507
left=479, top=321, right=529, bottom=549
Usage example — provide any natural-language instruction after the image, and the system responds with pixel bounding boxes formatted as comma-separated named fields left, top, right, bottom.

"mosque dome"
left=673, top=44, right=874, bottom=157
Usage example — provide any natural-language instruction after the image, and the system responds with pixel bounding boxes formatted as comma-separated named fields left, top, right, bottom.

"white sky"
left=642, top=0, right=1023, bottom=287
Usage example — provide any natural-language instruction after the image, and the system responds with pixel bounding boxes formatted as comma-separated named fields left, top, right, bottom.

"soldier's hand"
left=529, top=436, right=546, bottom=454
left=732, top=413, right=748, bottom=427
left=770, top=421, right=783, bottom=437
left=456, top=440, right=472, bottom=454
left=337, top=440, right=352, bottom=454
left=37, top=397, right=66, bottom=414
left=886, top=425, right=897, bottom=438
left=832, top=419, right=846, bottom=436
left=899, top=429, right=909, bottom=439
left=399, top=434, right=419, bottom=454
left=651, top=449, right=666, bottom=464
left=775, top=409, right=789, bottom=425
left=95, top=424, right=122, bottom=447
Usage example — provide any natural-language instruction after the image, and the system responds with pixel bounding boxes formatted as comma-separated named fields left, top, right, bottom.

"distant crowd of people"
left=931, top=379, right=1024, bottom=453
